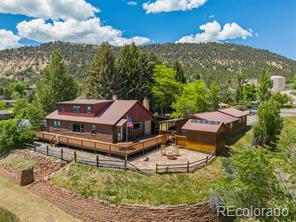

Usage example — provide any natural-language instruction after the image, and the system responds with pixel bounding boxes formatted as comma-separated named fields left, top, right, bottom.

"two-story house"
left=45, top=98, right=155, bottom=143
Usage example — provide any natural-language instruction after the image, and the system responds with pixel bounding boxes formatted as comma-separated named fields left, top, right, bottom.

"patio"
left=130, top=146, right=210, bottom=171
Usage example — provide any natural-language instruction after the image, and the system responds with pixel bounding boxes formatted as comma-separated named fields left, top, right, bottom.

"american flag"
left=127, top=116, right=133, bottom=128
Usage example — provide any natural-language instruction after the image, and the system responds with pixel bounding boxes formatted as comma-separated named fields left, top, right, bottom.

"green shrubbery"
left=0, top=119, right=34, bottom=155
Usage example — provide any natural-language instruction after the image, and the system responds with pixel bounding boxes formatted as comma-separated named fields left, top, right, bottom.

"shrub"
left=0, top=119, right=34, bottom=155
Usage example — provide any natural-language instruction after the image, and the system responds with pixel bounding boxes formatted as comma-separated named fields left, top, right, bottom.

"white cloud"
left=0, top=0, right=98, bottom=21
left=143, top=0, right=206, bottom=14
left=17, top=18, right=150, bottom=46
left=209, top=14, right=214, bottom=19
left=0, top=29, right=22, bottom=50
left=127, top=1, right=138, bottom=6
left=176, top=20, right=252, bottom=43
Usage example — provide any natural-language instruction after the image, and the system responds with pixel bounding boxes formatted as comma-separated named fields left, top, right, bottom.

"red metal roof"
left=219, top=108, right=249, bottom=118
left=193, top=111, right=239, bottom=124
left=182, top=119, right=223, bottom=133
left=57, top=99, right=112, bottom=105
left=46, top=100, right=152, bottom=126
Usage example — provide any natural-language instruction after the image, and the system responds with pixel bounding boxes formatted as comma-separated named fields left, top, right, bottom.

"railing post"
left=61, top=148, right=63, bottom=161
left=34, top=144, right=36, bottom=152
left=46, top=145, right=49, bottom=156
left=96, top=155, right=99, bottom=167
left=206, top=155, right=208, bottom=164
left=74, top=151, right=77, bottom=163
left=156, top=163, right=158, bottom=173
left=187, top=161, right=190, bottom=173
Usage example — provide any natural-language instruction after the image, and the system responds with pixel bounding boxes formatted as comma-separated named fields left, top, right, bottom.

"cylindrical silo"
left=271, top=76, right=285, bottom=92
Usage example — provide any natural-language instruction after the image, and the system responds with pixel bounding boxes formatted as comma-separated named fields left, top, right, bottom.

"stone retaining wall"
left=0, top=164, right=34, bottom=186
left=29, top=181, right=218, bottom=222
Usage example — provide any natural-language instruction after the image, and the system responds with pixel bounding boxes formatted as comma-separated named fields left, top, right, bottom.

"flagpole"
left=126, top=115, right=128, bottom=142
left=125, top=115, right=128, bottom=170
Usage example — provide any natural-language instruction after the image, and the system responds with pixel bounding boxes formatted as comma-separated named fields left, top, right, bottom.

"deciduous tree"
left=172, top=80, right=210, bottom=117
left=152, top=65, right=182, bottom=115
left=242, top=84, right=257, bottom=101
left=252, top=100, right=283, bottom=147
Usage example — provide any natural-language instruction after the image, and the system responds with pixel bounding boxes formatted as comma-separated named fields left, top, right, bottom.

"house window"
left=53, top=120, right=61, bottom=130
left=239, top=118, right=242, bottom=123
left=230, top=122, right=233, bottom=128
left=133, top=122, right=143, bottom=130
left=60, top=105, right=65, bottom=112
left=71, top=123, right=84, bottom=133
left=73, top=105, right=80, bottom=113
left=87, top=105, right=92, bottom=113
left=91, top=124, right=96, bottom=135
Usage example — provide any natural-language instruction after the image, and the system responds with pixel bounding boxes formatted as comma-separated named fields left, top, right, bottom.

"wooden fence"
left=25, top=143, right=147, bottom=175
left=155, top=152, right=215, bottom=174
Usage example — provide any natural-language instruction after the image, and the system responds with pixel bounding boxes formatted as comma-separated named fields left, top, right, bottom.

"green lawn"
left=0, top=154, right=36, bottom=171
left=0, top=176, right=80, bottom=222
left=51, top=159, right=225, bottom=206
left=0, top=208, right=19, bottom=222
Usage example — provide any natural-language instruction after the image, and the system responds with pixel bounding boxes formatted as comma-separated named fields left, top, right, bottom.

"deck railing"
left=35, top=131, right=168, bottom=157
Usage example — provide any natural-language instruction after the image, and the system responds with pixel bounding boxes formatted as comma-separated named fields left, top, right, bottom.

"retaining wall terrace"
left=29, top=181, right=219, bottom=222
left=0, top=164, right=34, bottom=186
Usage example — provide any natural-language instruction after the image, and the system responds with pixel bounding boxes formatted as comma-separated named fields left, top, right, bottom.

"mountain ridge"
left=0, top=41, right=295, bottom=84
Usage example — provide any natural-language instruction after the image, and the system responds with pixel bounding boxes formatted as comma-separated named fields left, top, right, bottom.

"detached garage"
left=177, top=119, right=228, bottom=153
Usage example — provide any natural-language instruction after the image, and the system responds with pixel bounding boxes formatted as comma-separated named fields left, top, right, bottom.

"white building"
left=271, top=76, right=285, bottom=92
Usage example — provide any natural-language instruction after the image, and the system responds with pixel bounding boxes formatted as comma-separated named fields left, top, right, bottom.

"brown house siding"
left=48, top=120, right=114, bottom=143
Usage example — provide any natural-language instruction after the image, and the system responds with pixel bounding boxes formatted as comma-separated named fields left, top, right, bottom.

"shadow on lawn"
left=225, top=126, right=252, bottom=146
left=0, top=208, right=19, bottom=222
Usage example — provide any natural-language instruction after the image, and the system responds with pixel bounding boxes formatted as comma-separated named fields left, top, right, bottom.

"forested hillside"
left=0, top=41, right=295, bottom=85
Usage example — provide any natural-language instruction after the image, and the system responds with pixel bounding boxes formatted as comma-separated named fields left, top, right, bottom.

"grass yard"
left=0, top=154, right=36, bottom=171
left=0, top=208, right=19, bottom=222
left=0, top=176, right=80, bottom=222
left=51, top=158, right=225, bottom=206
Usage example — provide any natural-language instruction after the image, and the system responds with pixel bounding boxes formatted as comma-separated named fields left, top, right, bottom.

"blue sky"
left=0, top=0, right=295, bottom=60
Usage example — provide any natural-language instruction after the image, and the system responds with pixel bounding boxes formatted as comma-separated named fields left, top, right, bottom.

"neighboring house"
left=45, top=99, right=155, bottom=143
left=0, top=110, right=13, bottom=120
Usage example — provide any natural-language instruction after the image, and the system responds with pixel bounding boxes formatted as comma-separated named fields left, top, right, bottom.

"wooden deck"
left=35, top=131, right=168, bottom=157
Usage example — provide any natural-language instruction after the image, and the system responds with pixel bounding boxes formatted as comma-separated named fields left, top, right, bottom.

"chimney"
left=143, top=97, right=150, bottom=111
left=112, top=95, right=118, bottom=100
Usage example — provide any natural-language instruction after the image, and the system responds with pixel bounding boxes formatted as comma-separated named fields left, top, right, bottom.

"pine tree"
left=36, top=51, right=77, bottom=113
left=116, top=43, right=153, bottom=100
left=86, top=42, right=116, bottom=99
left=258, top=70, right=273, bottom=102
left=172, top=61, right=186, bottom=83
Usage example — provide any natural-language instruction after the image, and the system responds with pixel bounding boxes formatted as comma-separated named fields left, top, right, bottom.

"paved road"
left=247, top=108, right=296, bottom=126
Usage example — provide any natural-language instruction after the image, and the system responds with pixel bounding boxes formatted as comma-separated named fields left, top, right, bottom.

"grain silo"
left=271, top=76, right=285, bottom=92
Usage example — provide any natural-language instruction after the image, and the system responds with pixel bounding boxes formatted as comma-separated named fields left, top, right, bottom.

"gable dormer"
left=57, top=100, right=113, bottom=117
